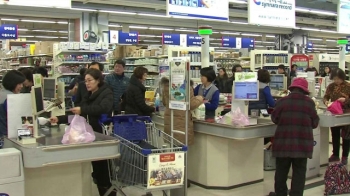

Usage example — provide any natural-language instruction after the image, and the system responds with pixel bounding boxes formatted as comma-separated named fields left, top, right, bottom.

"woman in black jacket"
left=215, top=68, right=228, bottom=93
left=125, top=67, right=155, bottom=116
left=50, top=68, right=114, bottom=196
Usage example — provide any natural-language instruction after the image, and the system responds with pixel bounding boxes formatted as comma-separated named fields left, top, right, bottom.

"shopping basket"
left=101, top=115, right=188, bottom=196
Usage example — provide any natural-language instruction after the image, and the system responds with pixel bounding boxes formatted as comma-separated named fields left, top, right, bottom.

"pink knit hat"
left=289, top=78, right=309, bottom=93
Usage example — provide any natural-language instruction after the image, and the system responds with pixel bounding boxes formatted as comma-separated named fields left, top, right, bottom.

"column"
left=81, top=12, right=109, bottom=43
left=198, top=26, right=213, bottom=68
left=337, top=38, right=347, bottom=71
left=68, top=19, right=75, bottom=42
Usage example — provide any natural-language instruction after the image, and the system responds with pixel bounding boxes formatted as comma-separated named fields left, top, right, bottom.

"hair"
left=85, top=68, right=104, bottom=87
left=114, top=59, right=126, bottom=68
left=270, top=71, right=276, bottom=74
left=324, top=66, right=331, bottom=73
left=200, top=67, right=216, bottom=82
left=19, top=68, right=33, bottom=82
left=33, top=67, right=48, bottom=78
left=232, top=64, right=242, bottom=73
left=330, top=68, right=346, bottom=81
left=160, top=77, right=194, bottom=88
left=133, top=66, right=148, bottom=79
left=79, top=68, right=87, bottom=76
left=291, top=64, right=298, bottom=69
left=218, top=68, right=228, bottom=79
left=2, top=70, right=26, bottom=92
left=258, top=69, right=271, bottom=83
left=278, top=64, right=285, bottom=70
left=89, top=62, right=104, bottom=71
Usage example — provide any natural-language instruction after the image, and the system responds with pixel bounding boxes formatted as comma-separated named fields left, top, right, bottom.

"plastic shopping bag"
left=62, top=115, right=96, bottom=144
left=327, top=100, right=343, bottom=115
left=219, top=107, right=249, bottom=127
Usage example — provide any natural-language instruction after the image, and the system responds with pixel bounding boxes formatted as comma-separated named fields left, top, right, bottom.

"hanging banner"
left=109, top=30, right=139, bottom=44
left=186, top=35, right=202, bottom=46
left=169, top=57, right=189, bottom=110
left=337, top=0, right=350, bottom=33
left=0, top=24, right=18, bottom=39
left=162, top=33, right=187, bottom=46
left=221, top=37, right=255, bottom=49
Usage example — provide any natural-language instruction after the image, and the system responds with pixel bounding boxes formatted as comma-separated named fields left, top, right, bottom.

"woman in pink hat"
left=268, top=77, right=319, bottom=196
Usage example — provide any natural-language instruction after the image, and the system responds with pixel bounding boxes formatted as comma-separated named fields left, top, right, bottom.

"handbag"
left=327, top=100, right=344, bottom=115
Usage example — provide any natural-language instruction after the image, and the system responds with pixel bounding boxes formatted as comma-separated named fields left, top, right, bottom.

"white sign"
left=147, top=152, right=185, bottom=189
left=318, top=54, right=339, bottom=62
left=109, top=30, right=119, bottom=44
left=0, top=0, right=71, bottom=9
left=337, top=0, right=350, bottom=33
left=248, top=0, right=295, bottom=28
left=167, top=0, right=229, bottom=21
left=169, top=57, right=189, bottom=111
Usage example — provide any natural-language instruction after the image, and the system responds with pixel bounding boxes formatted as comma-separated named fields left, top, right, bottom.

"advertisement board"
left=0, top=0, right=71, bottom=8
left=338, top=0, right=350, bottom=33
left=167, top=0, right=229, bottom=21
left=248, top=0, right=295, bottom=28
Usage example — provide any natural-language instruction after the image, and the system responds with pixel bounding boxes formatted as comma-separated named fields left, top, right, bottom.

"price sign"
left=221, top=37, right=254, bottom=49
left=0, top=24, right=18, bottom=39
left=187, top=35, right=202, bottom=46
left=109, top=30, right=139, bottom=44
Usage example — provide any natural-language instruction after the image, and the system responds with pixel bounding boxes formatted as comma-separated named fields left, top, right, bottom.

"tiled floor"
left=93, top=144, right=347, bottom=196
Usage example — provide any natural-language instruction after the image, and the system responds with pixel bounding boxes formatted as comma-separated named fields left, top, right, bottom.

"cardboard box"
left=113, top=46, right=125, bottom=59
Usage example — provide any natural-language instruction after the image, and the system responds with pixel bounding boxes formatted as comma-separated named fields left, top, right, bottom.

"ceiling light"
left=70, top=8, right=97, bottom=12
left=33, top=30, right=57, bottom=33
left=1, top=18, right=19, bottom=21
left=149, top=27, right=173, bottom=31
left=60, top=37, right=68, bottom=39
left=108, top=24, right=122, bottom=28
left=175, top=29, right=197, bottom=33
left=295, top=7, right=309, bottom=12
left=139, top=35, right=156, bottom=37
left=309, top=10, right=337, bottom=16
left=231, top=21, right=248, bottom=25
left=18, top=29, right=28, bottom=31
left=326, top=39, right=336, bottom=42
left=229, top=0, right=247, bottom=4
left=130, top=26, right=148, bottom=29
left=59, top=31, right=68, bottom=33
left=255, top=45, right=265, bottom=47
left=138, top=13, right=168, bottom=18
left=313, top=44, right=326, bottom=47
left=308, top=38, right=322, bottom=41
left=25, top=40, right=39, bottom=43
left=241, top=33, right=261, bottom=37
left=300, top=27, right=320, bottom=31
left=19, top=35, right=35, bottom=38
left=57, top=21, right=68, bottom=24
left=99, top=10, right=136, bottom=15
left=265, top=35, right=275, bottom=38
left=142, top=40, right=160, bottom=43
left=320, top=29, right=337, bottom=33
left=221, top=31, right=240, bottom=35
left=21, top=20, right=56, bottom=23
left=35, top=36, right=59, bottom=39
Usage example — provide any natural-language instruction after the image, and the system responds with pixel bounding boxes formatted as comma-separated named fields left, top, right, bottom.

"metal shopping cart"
left=100, top=114, right=188, bottom=196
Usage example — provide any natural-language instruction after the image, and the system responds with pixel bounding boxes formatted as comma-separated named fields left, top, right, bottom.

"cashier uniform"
left=194, top=84, right=220, bottom=119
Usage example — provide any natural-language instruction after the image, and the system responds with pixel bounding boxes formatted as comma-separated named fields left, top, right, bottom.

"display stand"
left=290, top=54, right=309, bottom=71
left=250, top=50, right=289, bottom=72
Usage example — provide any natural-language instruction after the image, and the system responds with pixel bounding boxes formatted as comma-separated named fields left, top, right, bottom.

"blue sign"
left=307, top=42, right=313, bottom=50
left=118, top=31, right=138, bottom=44
left=162, top=34, right=181, bottom=45
left=346, top=36, right=350, bottom=51
left=0, top=24, right=18, bottom=39
left=187, top=34, right=202, bottom=46
left=221, top=37, right=254, bottom=49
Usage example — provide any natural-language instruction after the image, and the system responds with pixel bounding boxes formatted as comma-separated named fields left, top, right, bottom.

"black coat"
left=58, top=84, right=113, bottom=133
left=74, top=81, right=88, bottom=106
left=224, top=77, right=234, bottom=93
left=125, top=75, right=154, bottom=116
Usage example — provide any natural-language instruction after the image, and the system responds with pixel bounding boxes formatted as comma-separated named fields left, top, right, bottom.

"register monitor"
left=31, top=86, right=45, bottom=115
left=43, top=78, right=56, bottom=100
left=232, top=81, right=259, bottom=101
left=270, top=74, right=287, bottom=90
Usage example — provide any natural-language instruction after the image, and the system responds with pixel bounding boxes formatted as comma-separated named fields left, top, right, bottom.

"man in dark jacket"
left=224, top=64, right=242, bottom=93
left=278, top=64, right=291, bottom=87
left=105, top=59, right=130, bottom=114
left=74, top=62, right=104, bottom=106
left=268, top=78, right=319, bottom=196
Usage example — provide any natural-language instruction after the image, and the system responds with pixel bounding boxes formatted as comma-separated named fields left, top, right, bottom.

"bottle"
left=155, top=93, right=160, bottom=113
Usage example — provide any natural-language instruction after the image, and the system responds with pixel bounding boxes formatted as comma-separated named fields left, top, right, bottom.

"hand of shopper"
left=203, top=99, right=209, bottom=103
left=196, top=95, right=204, bottom=102
left=49, top=116, right=59, bottom=124
left=70, top=107, right=81, bottom=115
left=338, top=97, right=346, bottom=103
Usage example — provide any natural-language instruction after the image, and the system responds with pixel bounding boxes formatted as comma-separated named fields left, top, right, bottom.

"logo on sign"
left=254, top=0, right=292, bottom=10
left=253, top=0, right=261, bottom=5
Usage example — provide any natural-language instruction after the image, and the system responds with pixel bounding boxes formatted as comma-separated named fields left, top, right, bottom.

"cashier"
left=194, top=67, right=220, bottom=120
left=323, top=68, right=350, bottom=165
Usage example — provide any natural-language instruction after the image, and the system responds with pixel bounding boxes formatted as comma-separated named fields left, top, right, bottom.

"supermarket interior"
left=1, top=0, right=350, bottom=196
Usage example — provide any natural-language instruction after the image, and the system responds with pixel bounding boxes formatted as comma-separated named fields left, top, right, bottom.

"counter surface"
left=5, top=127, right=120, bottom=168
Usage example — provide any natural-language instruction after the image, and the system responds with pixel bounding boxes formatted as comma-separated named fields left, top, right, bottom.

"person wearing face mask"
left=323, top=68, right=350, bottom=165
left=124, top=67, right=155, bottom=116
left=0, top=70, right=26, bottom=148
left=50, top=68, right=114, bottom=196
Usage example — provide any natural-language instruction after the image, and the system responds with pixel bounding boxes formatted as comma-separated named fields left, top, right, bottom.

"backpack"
left=324, top=162, right=350, bottom=195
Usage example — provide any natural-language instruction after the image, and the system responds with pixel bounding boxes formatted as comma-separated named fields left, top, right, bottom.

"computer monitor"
left=31, top=86, right=45, bottom=115
left=232, top=81, right=259, bottom=101
left=270, top=74, right=286, bottom=90
left=43, top=78, right=56, bottom=99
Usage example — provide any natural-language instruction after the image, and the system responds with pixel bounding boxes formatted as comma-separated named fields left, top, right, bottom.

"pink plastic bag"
left=62, top=115, right=96, bottom=144
left=327, top=100, right=344, bottom=115
left=219, top=107, right=249, bottom=127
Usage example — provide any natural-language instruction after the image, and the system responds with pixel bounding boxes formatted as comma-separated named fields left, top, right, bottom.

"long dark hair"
left=218, top=68, right=228, bottom=80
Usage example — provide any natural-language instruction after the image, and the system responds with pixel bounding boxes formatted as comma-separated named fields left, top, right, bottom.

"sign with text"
left=221, top=37, right=254, bottom=49
left=338, top=0, right=350, bottom=33
left=167, top=0, right=229, bottom=21
left=162, top=33, right=187, bottom=46
left=0, top=24, right=18, bottom=39
left=186, top=34, right=202, bottom=46
left=0, top=0, right=71, bottom=8
left=169, top=57, right=189, bottom=110
left=109, top=30, right=139, bottom=44
left=248, top=0, right=295, bottom=28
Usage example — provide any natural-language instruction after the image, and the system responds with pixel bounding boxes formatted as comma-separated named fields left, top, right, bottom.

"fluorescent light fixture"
left=326, top=39, right=336, bottom=42
left=35, top=36, right=59, bottom=38
left=295, top=8, right=309, bottom=12
left=313, top=44, right=326, bottom=47
left=59, top=31, right=68, bottom=33
left=18, top=29, right=28, bottom=31
left=241, top=33, right=261, bottom=37
left=229, top=0, right=247, bottom=4
left=308, top=38, right=322, bottom=41
left=265, top=35, right=275, bottom=38
left=139, top=35, right=156, bottom=37
left=255, top=45, right=265, bottom=47
left=300, top=27, right=320, bottom=31
left=149, top=27, right=173, bottom=31
left=211, top=43, right=222, bottom=45
left=25, top=40, right=39, bottom=42
left=19, top=35, right=35, bottom=38
left=130, top=26, right=148, bottom=29
left=1, top=18, right=19, bottom=21
left=256, top=41, right=275, bottom=44
left=57, top=21, right=68, bottom=24
left=138, top=13, right=169, bottom=18
left=33, top=30, right=57, bottom=33
left=99, top=10, right=136, bottom=15
left=60, top=37, right=68, bottom=39
left=231, top=21, right=248, bottom=25
left=175, top=29, right=197, bottom=33
left=142, top=40, right=160, bottom=42
left=320, top=29, right=337, bottom=33
left=221, top=31, right=240, bottom=35
left=108, top=24, right=122, bottom=28
left=70, top=8, right=97, bottom=12
left=309, top=10, right=337, bottom=16
left=21, top=20, right=56, bottom=23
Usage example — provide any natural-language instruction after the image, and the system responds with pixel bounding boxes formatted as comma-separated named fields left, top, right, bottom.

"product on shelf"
left=255, top=54, right=288, bottom=65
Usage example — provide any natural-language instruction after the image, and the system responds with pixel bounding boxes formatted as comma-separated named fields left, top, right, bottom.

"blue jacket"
left=248, top=82, right=275, bottom=114
left=0, top=90, right=13, bottom=137
left=105, top=73, right=130, bottom=113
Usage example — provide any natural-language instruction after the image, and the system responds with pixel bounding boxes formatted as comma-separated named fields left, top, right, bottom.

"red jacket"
left=271, top=91, right=319, bottom=159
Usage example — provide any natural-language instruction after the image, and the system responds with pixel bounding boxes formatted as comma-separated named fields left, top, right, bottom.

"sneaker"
left=329, top=155, right=340, bottom=162
left=341, top=157, right=348, bottom=165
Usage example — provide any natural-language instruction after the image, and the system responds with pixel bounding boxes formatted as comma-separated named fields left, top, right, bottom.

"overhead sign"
left=306, top=42, right=313, bottom=50
left=248, top=0, right=296, bottom=28
left=109, top=30, right=139, bottom=44
left=338, top=0, right=350, bottom=33
left=167, top=0, right=229, bottom=21
left=0, top=24, right=18, bottom=39
left=162, top=33, right=187, bottom=46
left=0, top=0, right=71, bottom=8
left=186, top=35, right=202, bottom=46
left=221, top=37, right=254, bottom=49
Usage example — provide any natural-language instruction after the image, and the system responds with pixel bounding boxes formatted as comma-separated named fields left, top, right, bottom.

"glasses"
left=85, top=79, right=95, bottom=84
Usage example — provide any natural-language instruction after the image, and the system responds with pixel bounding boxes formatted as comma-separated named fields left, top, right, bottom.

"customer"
left=215, top=68, right=229, bottom=93
left=194, top=67, right=219, bottom=120
left=321, top=66, right=331, bottom=77
left=268, top=78, right=319, bottom=196
left=225, top=64, right=242, bottom=93
left=68, top=68, right=87, bottom=95
left=33, top=66, right=49, bottom=78
left=105, top=59, right=130, bottom=114
left=124, top=67, right=155, bottom=116
left=306, top=67, right=319, bottom=76
left=75, top=62, right=104, bottom=106
left=278, top=64, right=291, bottom=87
left=0, top=70, right=25, bottom=148
left=19, top=68, right=34, bottom=93
left=50, top=68, right=114, bottom=196
left=290, top=64, right=297, bottom=77
left=323, top=68, right=350, bottom=164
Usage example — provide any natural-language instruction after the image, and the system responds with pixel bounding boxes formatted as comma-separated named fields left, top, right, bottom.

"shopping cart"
left=100, top=114, right=188, bottom=196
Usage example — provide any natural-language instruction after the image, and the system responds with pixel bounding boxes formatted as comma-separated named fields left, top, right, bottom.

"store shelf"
left=57, top=61, right=109, bottom=66
left=125, top=63, right=158, bottom=66
left=124, top=56, right=159, bottom=60
left=255, top=63, right=283, bottom=67
left=57, top=50, right=108, bottom=55
left=1, top=53, right=53, bottom=60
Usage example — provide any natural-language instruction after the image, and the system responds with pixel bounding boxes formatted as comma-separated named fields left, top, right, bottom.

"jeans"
left=275, top=157, right=307, bottom=196
left=331, top=126, right=350, bottom=157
